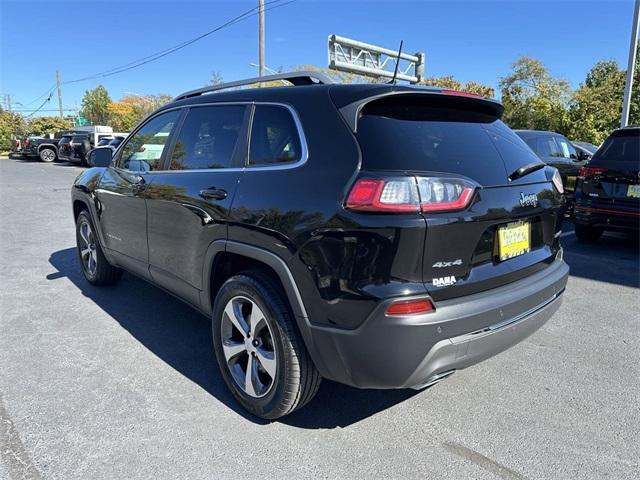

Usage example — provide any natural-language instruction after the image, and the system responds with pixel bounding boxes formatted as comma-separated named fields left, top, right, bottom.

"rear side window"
left=249, top=105, right=302, bottom=166
left=170, top=105, right=245, bottom=170
left=591, top=130, right=640, bottom=165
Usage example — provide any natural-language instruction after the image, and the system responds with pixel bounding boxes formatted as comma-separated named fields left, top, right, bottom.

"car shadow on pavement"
left=561, top=227, right=639, bottom=288
left=48, top=247, right=418, bottom=428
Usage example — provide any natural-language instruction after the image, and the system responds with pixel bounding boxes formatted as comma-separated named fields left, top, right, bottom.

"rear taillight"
left=578, top=166, right=607, bottom=179
left=25, top=139, right=30, bottom=148
left=346, top=178, right=420, bottom=212
left=346, top=176, right=476, bottom=213
left=385, top=298, right=435, bottom=316
left=552, top=169, right=564, bottom=194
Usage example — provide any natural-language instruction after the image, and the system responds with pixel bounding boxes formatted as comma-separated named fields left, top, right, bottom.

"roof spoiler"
left=338, top=90, right=504, bottom=132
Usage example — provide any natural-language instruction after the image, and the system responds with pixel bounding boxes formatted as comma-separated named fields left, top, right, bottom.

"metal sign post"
left=621, top=0, right=640, bottom=128
left=328, top=35, right=424, bottom=83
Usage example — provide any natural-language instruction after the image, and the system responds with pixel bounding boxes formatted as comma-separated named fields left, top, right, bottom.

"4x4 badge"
left=432, top=259, right=462, bottom=268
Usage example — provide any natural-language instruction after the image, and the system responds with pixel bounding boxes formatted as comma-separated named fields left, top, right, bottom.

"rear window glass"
left=249, top=105, right=302, bottom=166
left=356, top=98, right=540, bottom=186
left=591, top=130, right=639, bottom=165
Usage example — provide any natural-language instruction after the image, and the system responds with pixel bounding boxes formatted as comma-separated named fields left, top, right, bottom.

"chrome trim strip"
left=114, top=101, right=308, bottom=174
left=458, top=292, right=560, bottom=341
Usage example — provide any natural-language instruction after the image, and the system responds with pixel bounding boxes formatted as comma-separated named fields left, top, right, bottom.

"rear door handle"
left=199, top=188, right=228, bottom=200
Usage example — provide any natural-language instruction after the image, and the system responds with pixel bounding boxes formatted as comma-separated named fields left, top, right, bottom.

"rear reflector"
left=385, top=298, right=435, bottom=316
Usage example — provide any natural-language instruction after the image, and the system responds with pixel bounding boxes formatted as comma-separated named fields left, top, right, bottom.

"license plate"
left=627, top=185, right=640, bottom=198
left=497, top=221, right=530, bottom=261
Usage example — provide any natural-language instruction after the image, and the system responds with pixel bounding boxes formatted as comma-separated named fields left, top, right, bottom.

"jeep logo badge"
left=519, top=192, right=538, bottom=207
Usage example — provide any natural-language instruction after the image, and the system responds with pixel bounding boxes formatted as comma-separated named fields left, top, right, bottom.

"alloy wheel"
left=78, top=220, right=98, bottom=276
left=220, top=296, right=277, bottom=398
left=41, top=150, right=55, bottom=162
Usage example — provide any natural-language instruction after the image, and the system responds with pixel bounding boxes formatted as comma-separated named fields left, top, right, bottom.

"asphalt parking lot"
left=1, top=156, right=638, bottom=480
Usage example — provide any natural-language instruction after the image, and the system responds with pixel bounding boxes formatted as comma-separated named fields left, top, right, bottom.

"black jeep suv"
left=71, top=72, right=569, bottom=419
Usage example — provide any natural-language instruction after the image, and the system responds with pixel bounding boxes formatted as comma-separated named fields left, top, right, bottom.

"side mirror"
left=576, top=151, right=590, bottom=162
left=87, top=147, right=113, bottom=167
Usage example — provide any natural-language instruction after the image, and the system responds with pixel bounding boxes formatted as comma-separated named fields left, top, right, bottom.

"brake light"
left=385, top=298, right=434, bottom=316
left=346, top=176, right=476, bottom=213
left=440, top=89, right=484, bottom=99
left=25, top=139, right=30, bottom=148
left=578, top=166, right=607, bottom=179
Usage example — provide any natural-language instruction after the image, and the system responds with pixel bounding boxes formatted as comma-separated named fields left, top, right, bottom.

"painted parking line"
left=560, top=231, right=575, bottom=238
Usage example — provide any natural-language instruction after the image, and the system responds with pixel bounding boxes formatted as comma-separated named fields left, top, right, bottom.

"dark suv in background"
left=72, top=72, right=569, bottom=419
left=515, top=130, right=587, bottom=207
left=572, top=126, right=640, bottom=240
left=59, top=132, right=117, bottom=165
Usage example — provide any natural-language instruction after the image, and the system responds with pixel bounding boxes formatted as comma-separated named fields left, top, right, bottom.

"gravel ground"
left=1, top=156, right=639, bottom=480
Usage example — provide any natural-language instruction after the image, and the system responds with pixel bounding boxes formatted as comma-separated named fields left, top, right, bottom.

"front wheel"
left=212, top=272, right=321, bottom=420
left=76, top=211, right=122, bottom=285
left=39, top=148, right=56, bottom=162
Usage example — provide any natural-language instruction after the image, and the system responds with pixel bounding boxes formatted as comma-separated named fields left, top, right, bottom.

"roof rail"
left=173, top=70, right=335, bottom=102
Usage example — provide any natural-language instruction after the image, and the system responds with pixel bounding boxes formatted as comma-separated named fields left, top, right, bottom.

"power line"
left=25, top=93, right=52, bottom=118
left=62, top=0, right=294, bottom=85
left=13, top=0, right=296, bottom=116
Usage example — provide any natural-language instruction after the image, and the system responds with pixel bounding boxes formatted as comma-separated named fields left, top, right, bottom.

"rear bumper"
left=572, top=202, right=640, bottom=231
left=308, top=257, right=569, bottom=389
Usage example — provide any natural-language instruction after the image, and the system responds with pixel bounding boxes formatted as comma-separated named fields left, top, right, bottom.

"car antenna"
left=388, top=40, right=404, bottom=85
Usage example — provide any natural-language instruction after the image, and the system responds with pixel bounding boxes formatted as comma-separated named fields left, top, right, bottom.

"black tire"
left=212, top=271, right=321, bottom=420
left=75, top=211, right=123, bottom=285
left=38, top=148, right=56, bottom=162
left=574, top=224, right=603, bottom=242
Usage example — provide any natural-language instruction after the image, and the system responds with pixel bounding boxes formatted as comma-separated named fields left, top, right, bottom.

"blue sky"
left=0, top=0, right=636, bottom=116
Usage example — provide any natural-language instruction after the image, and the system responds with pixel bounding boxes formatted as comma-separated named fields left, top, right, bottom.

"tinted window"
left=119, top=110, right=180, bottom=172
left=554, top=136, right=577, bottom=159
left=249, top=105, right=302, bottom=166
left=591, top=129, right=640, bottom=165
left=170, top=106, right=245, bottom=170
left=536, top=136, right=562, bottom=157
left=356, top=98, right=542, bottom=185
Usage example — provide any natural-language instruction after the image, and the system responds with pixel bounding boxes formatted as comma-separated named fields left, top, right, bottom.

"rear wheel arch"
left=73, top=200, right=88, bottom=221
left=203, top=240, right=329, bottom=377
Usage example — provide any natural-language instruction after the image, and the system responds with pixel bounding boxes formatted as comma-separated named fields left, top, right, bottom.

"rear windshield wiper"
left=509, top=162, right=545, bottom=181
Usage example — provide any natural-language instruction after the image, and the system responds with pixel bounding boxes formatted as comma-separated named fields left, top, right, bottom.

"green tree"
left=568, top=42, right=640, bottom=144
left=567, top=60, right=625, bottom=144
left=499, top=57, right=571, bottom=133
left=0, top=109, right=27, bottom=150
left=81, top=85, right=111, bottom=125
left=27, top=116, right=72, bottom=136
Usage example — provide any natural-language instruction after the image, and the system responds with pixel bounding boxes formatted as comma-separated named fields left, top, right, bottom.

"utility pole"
left=55, top=69, right=64, bottom=118
left=4, top=94, right=11, bottom=112
left=258, top=0, right=265, bottom=83
left=621, top=0, right=640, bottom=128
